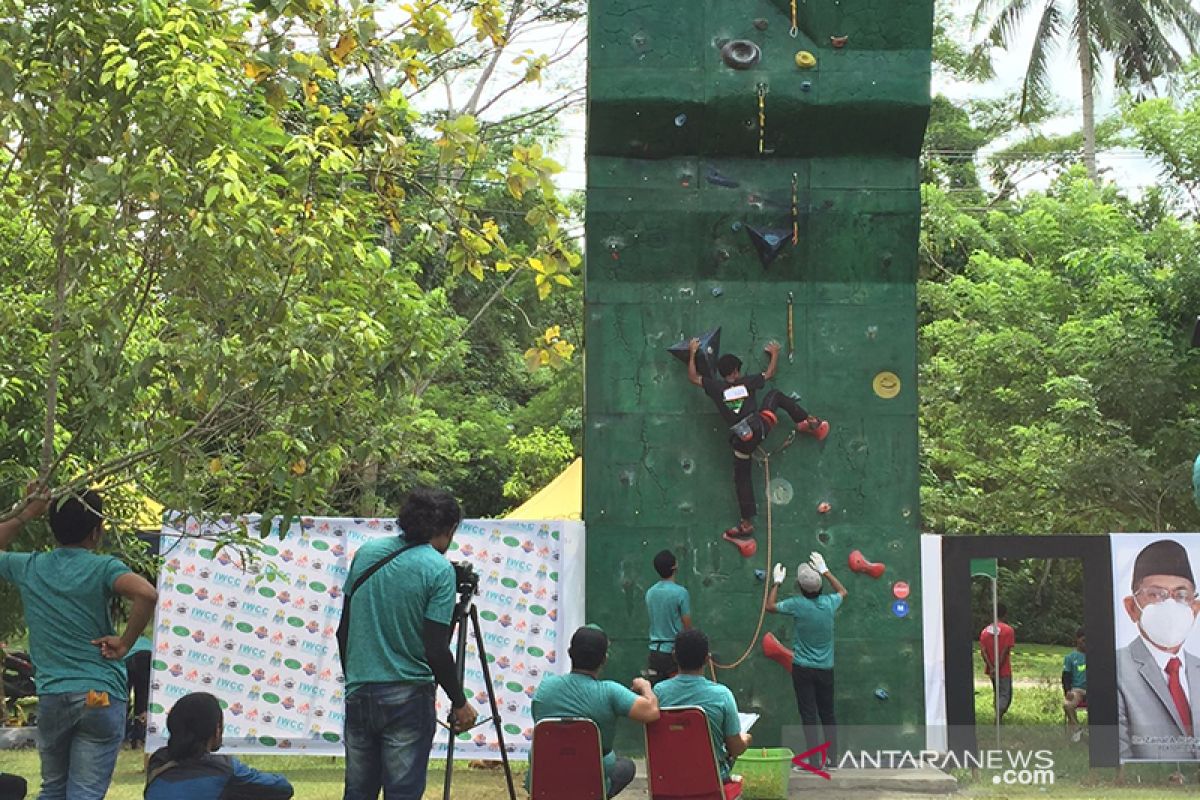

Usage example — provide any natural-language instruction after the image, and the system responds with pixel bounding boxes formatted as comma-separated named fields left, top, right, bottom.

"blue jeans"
left=36, top=692, right=126, bottom=800
left=343, top=683, right=437, bottom=800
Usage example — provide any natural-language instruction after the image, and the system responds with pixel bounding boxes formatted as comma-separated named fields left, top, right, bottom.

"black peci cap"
left=1132, top=539, right=1195, bottom=592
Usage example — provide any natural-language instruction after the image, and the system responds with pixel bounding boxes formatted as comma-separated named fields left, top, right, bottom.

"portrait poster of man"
left=1112, top=534, right=1200, bottom=762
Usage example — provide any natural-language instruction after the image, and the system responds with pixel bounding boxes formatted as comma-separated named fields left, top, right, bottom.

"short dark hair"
left=996, top=603, right=1008, bottom=620
left=1075, top=627, right=1085, bottom=640
left=166, top=692, right=223, bottom=760
left=801, top=587, right=821, bottom=600
left=568, top=626, right=609, bottom=671
left=674, top=629, right=709, bottom=671
left=717, top=354, right=742, bottom=378
left=653, top=550, right=676, bottom=578
left=397, top=488, right=462, bottom=544
left=49, top=490, right=103, bottom=545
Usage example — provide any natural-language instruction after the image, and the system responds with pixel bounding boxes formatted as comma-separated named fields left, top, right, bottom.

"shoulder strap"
left=347, top=541, right=420, bottom=600
left=144, top=759, right=178, bottom=790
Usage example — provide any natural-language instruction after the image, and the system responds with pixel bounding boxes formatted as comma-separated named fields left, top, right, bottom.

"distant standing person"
left=645, top=550, right=692, bottom=685
left=1062, top=628, right=1087, bottom=741
left=980, top=603, right=1015, bottom=722
left=766, top=552, right=847, bottom=770
left=0, top=487, right=158, bottom=800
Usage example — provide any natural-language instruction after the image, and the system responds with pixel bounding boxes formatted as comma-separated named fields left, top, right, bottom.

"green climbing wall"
left=584, top=0, right=933, bottom=756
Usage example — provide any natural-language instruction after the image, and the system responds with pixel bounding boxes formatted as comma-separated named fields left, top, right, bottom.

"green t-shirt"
left=775, top=593, right=843, bottom=669
left=343, top=539, right=455, bottom=695
left=645, top=580, right=691, bottom=652
left=531, top=672, right=638, bottom=793
left=0, top=548, right=130, bottom=699
left=1063, top=650, right=1087, bottom=690
left=654, top=674, right=741, bottom=781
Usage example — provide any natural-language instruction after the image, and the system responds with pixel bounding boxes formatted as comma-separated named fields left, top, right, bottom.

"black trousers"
left=731, top=390, right=808, bottom=520
left=127, top=650, right=151, bottom=742
left=792, top=666, right=837, bottom=768
left=0, top=773, right=27, bottom=800
left=646, top=650, right=677, bottom=686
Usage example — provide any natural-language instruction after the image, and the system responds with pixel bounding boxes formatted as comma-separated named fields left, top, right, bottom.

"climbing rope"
left=710, top=431, right=796, bottom=672
left=790, top=0, right=799, bottom=37
left=791, top=172, right=800, bottom=245
left=756, top=83, right=767, bottom=156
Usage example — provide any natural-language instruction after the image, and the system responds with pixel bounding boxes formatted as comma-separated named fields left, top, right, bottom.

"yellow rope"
left=757, top=84, right=767, bottom=156
left=710, top=432, right=794, bottom=671
left=791, top=173, right=799, bottom=245
left=790, top=0, right=799, bottom=37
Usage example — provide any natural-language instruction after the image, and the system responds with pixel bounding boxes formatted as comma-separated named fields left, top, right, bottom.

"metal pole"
left=992, top=575, right=1000, bottom=749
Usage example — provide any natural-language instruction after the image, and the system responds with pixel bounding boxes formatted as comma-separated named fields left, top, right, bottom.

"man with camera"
left=339, top=488, right=478, bottom=800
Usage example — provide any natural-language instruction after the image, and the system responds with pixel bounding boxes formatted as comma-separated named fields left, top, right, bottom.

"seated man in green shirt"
left=532, top=626, right=660, bottom=798
left=645, top=550, right=692, bottom=685
left=1062, top=627, right=1087, bottom=741
left=654, top=629, right=751, bottom=785
left=0, top=487, right=159, bottom=800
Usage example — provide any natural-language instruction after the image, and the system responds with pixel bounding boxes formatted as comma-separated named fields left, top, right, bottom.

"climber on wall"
left=687, top=338, right=829, bottom=555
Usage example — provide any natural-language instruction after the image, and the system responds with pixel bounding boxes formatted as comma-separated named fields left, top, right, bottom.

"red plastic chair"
left=530, top=717, right=607, bottom=800
left=645, top=706, right=743, bottom=800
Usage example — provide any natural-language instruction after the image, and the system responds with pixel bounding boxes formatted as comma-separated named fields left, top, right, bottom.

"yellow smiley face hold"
left=873, top=371, right=901, bottom=399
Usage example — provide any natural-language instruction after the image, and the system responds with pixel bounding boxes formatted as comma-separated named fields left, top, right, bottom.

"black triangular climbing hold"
left=746, top=225, right=791, bottom=267
left=668, top=327, right=722, bottom=377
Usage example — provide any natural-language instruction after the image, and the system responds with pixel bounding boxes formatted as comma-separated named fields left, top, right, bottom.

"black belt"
left=650, top=642, right=673, bottom=653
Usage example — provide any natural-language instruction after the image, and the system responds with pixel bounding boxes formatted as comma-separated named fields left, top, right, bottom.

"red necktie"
left=1166, top=657, right=1193, bottom=736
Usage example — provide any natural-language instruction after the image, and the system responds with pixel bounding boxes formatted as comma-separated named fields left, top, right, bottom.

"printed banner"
left=145, top=515, right=585, bottom=758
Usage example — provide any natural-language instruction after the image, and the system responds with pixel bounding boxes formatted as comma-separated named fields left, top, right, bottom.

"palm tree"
left=971, top=0, right=1200, bottom=181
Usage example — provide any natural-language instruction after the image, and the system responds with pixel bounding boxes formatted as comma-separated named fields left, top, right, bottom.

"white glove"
left=809, top=552, right=828, bottom=574
left=772, top=563, right=787, bottom=585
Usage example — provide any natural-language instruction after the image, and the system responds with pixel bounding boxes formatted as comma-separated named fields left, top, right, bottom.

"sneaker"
left=797, top=417, right=830, bottom=441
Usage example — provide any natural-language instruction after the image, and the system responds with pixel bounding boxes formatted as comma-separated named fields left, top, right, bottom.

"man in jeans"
left=340, top=488, right=478, bottom=800
left=0, top=487, right=158, bottom=800
left=979, top=603, right=1015, bottom=722
left=767, top=552, right=847, bottom=770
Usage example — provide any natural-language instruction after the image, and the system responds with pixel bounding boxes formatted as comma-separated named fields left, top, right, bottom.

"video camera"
left=453, top=561, right=479, bottom=597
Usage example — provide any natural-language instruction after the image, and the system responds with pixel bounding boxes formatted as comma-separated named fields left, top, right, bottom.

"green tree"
left=970, top=0, right=1200, bottom=180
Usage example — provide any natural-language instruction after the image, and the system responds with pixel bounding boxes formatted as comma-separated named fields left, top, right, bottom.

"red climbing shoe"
left=722, top=522, right=757, bottom=558
left=759, top=409, right=778, bottom=429
left=797, top=417, right=830, bottom=441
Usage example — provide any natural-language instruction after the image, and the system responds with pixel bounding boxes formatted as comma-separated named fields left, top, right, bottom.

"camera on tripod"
left=452, top=561, right=479, bottom=597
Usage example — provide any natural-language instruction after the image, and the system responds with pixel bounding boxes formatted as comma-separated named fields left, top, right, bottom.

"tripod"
left=442, top=595, right=517, bottom=800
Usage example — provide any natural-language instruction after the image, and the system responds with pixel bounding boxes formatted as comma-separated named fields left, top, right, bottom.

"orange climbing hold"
left=762, top=632, right=793, bottom=672
left=848, top=549, right=885, bottom=579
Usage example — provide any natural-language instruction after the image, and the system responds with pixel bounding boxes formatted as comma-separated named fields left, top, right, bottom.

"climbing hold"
left=830, top=35, right=848, bottom=49
left=754, top=569, right=766, bottom=582
left=753, top=18, right=769, bottom=31
left=674, top=114, right=687, bottom=127
left=817, top=501, right=831, bottom=514
left=875, top=687, right=890, bottom=701
left=892, top=600, right=909, bottom=618
left=762, top=632, right=793, bottom=673
left=873, top=371, right=901, bottom=399
left=768, top=478, right=794, bottom=505
left=800, top=81, right=812, bottom=93
left=705, top=166, right=740, bottom=189
left=848, top=549, right=885, bottom=579
left=893, top=581, right=910, bottom=600
left=723, top=529, right=757, bottom=558
left=667, top=327, right=722, bottom=377
left=794, top=50, right=817, bottom=69
left=721, top=40, right=761, bottom=70
left=745, top=225, right=791, bottom=267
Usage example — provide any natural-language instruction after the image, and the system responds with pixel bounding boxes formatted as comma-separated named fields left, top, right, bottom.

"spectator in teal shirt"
left=340, top=488, right=478, bottom=800
left=0, top=487, right=159, bottom=800
left=1062, top=628, right=1087, bottom=741
left=654, top=629, right=751, bottom=784
left=766, top=552, right=847, bottom=770
left=532, top=626, right=660, bottom=798
left=645, top=550, right=692, bottom=685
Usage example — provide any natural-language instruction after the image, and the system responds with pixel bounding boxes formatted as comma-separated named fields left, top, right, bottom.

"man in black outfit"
left=687, top=338, right=828, bottom=554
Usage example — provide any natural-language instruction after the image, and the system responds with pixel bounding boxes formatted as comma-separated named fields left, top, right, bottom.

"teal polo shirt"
left=654, top=674, right=741, bottom=781
left=343, top=539, right=455, bottom=695
left=775, top=593, right=843, bottom=669
left=0, top=548, right=131, bottom=699
left=1063, top=650, right=1087, bottom=690
left=532, top=672, right=638, bottom=794
left=645, top=580, right=690, bottom=652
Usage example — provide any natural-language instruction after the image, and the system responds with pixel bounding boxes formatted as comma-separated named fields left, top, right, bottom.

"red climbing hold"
left=797, top=417, right=830, bottom=441
left=831, top=35, right=849, bottom=49
left=817, top=501, right=831, bottom=514
left=762, top=632, right=793, bottom=673
left=722, top=522, right=756, bottom=557
left=848, top=549, right=885, bottom=579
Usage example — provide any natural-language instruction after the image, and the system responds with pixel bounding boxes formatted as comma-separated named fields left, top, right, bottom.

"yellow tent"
left=504, top=458, right=582, bottom=520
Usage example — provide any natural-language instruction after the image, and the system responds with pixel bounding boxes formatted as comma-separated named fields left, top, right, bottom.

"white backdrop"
left=145, top=515, right=585, bottom=758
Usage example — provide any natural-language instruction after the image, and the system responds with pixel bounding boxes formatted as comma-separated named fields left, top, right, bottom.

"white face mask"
left=1138, top=598, right=1197, bottom=650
